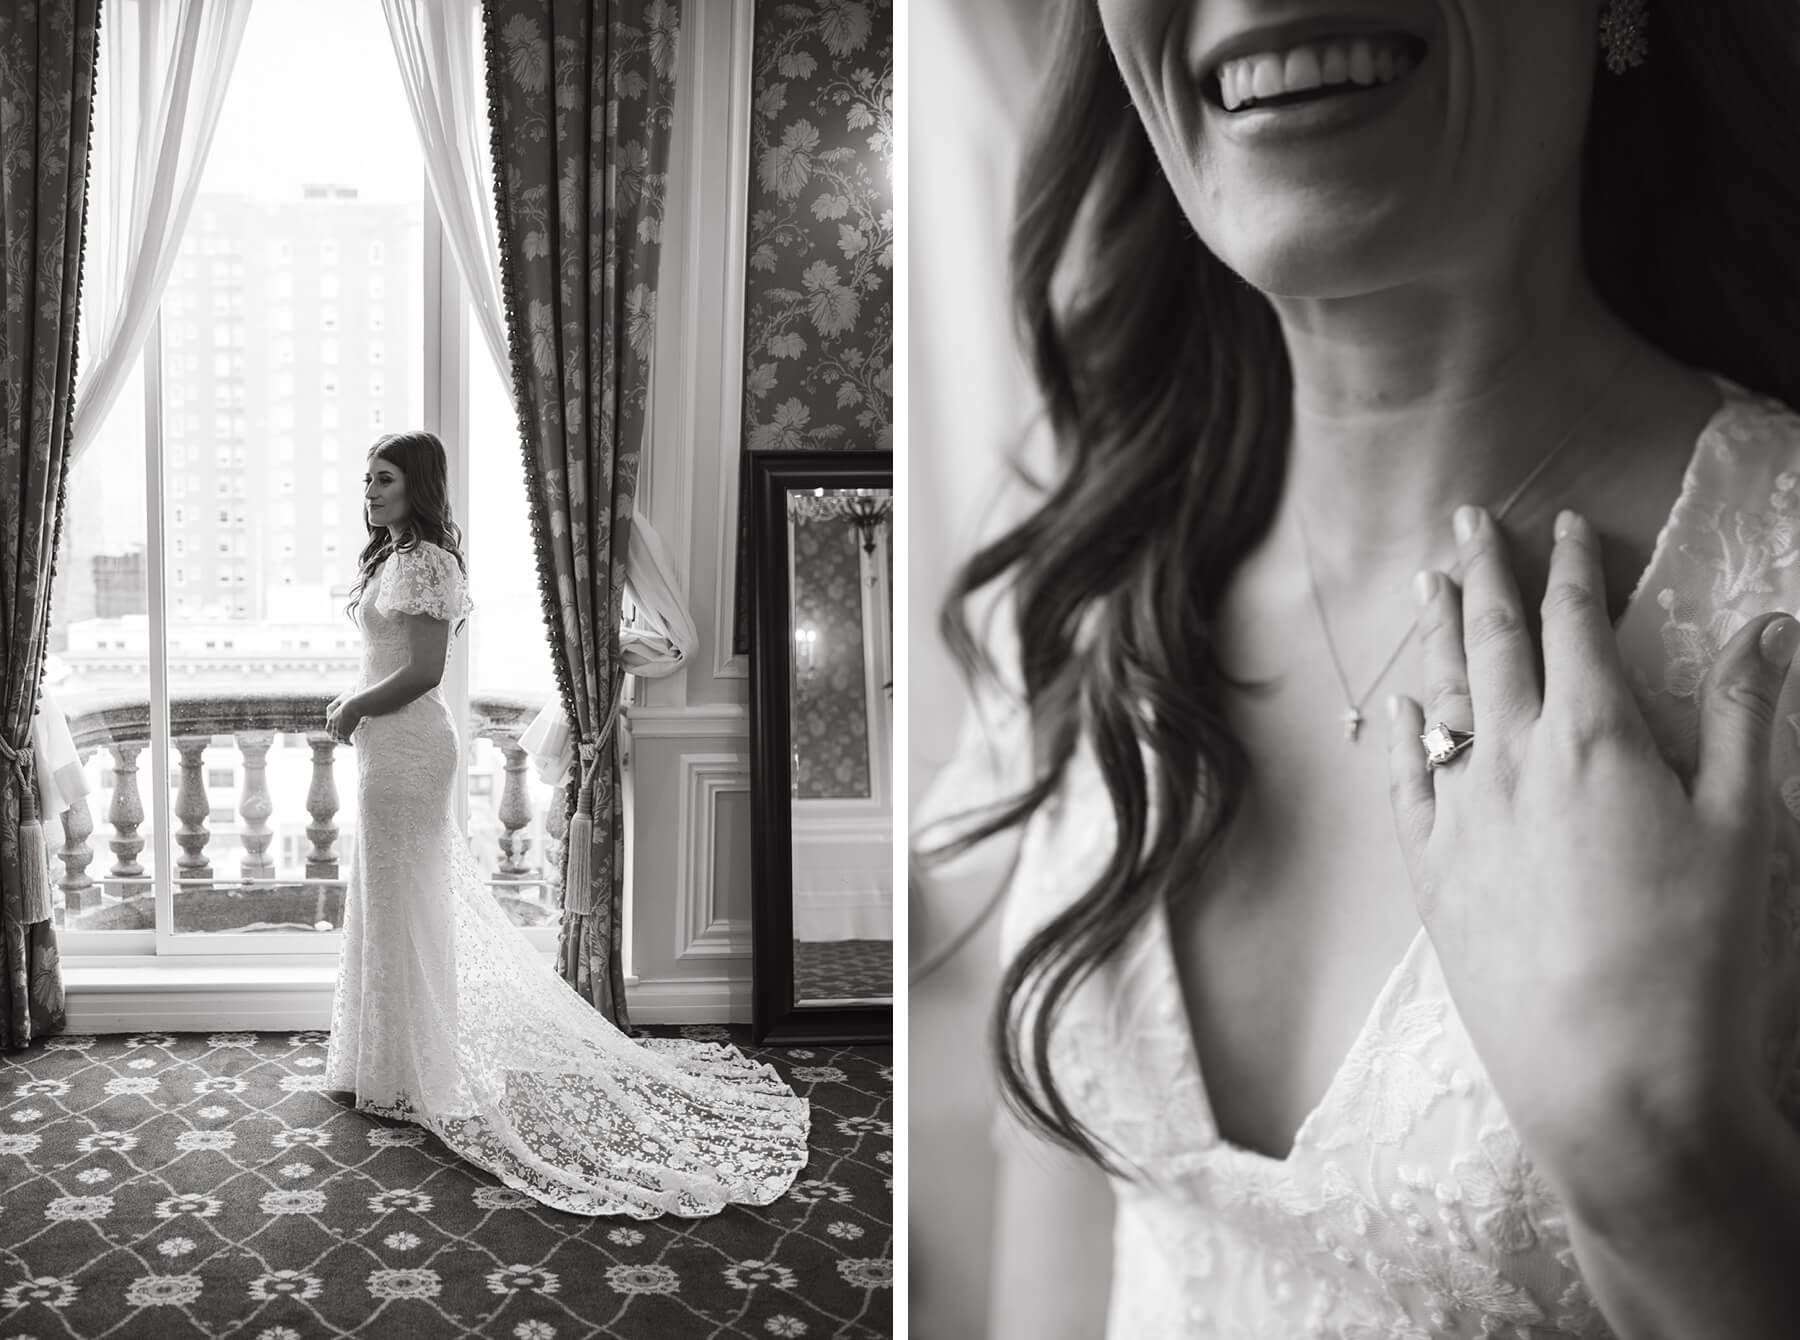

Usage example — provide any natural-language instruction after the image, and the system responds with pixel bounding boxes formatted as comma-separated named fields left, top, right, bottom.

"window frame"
left=61, top=169, right=562, bottom=966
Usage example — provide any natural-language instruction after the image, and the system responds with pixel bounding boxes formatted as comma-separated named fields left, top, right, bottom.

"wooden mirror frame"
left=747, top=449, right=894, bottom=1045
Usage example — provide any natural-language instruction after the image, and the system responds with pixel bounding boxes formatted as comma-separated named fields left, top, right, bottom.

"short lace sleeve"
left=375, top=542, right=472, bottom=623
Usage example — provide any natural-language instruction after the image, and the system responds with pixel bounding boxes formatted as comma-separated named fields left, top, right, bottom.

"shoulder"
left=1686, top=379, right=1800, bottom=507
left=376, top=539, right=470, bottom=617
left=387, top=539, right=462, bottom=578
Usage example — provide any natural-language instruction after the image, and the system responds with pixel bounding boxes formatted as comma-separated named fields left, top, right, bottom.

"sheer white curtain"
left=72, top=0, right=253, bottom=460
left=379, top=0, right=510, bottom=390
left=382, top=0, right=695, bottom=788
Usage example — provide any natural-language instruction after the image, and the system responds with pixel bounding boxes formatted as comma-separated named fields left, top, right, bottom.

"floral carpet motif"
left=0, top=1027, right=892, bottom=1338
left=792, top=941, right=891, bottom=1003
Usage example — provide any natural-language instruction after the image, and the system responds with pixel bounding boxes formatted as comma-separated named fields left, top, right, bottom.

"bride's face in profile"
left=364, top=455, right=411, bottom=529
left=1098, top=0, right=1600, bottom=299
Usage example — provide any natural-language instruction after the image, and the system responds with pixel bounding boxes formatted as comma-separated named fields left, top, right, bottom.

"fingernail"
left=1762, top=616, right=1800, bottom=668
left=1414, top=570, right=1437, bottom=605
left=1554, top=510, right=1579, bottom=541
left=1453, top=506, right=1479, bottom=544
left=1385, top=695, right=1400, bottom=722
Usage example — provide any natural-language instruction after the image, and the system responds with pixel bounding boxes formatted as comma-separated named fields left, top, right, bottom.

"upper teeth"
left=1216, top=36, right=1416, bottom=111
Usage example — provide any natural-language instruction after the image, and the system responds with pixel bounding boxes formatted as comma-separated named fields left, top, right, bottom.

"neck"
left=1266, top=239, right=1640, bottom=581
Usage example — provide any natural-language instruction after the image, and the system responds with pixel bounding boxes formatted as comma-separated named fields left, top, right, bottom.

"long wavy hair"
left=345, top=430, right=469, bottom=626
left=934, top=0, right=1800, bottom=1172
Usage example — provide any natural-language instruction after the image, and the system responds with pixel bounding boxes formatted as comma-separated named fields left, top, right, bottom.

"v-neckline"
left=1147, top=378, right=1740, bottom=1169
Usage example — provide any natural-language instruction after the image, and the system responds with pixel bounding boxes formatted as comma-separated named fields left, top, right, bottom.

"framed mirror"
left=747, top=450, right=894, bottom=1044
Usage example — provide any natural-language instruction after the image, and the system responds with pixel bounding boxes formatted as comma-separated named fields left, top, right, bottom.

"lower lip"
left=1208, top=68, right=1421, bottom=145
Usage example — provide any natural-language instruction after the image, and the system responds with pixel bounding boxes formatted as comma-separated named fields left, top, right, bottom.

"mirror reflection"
left=786, top=487, right=893, bottom=1008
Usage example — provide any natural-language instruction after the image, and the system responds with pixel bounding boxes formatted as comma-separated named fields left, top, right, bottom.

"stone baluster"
left=304, top=733, right=341, bottom=879
left=236, top=731, right=275, bottom=879
left=494, top=735, right=535, bottom=880
left=544, top=775, right=569, bottom=907
left=173, top=736, right=213, bottom=882
left=58, top=775, right=97, bottom=916
left=106, top=742, right=147, bottom=893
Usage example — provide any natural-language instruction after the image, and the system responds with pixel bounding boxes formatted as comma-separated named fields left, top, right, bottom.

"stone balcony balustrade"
left=50, top=688, right=567, bottom=933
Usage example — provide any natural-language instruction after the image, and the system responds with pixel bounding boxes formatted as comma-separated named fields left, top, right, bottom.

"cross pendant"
left=1341, top=706, right=1364, bottom=742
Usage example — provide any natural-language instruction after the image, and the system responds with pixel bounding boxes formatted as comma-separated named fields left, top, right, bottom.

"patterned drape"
left=483, top=0, right=680, bottom=1024
left=0, top=0, right=100, bottom=1050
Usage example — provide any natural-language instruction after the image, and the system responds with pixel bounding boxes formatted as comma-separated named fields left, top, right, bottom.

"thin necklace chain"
left=1294, top=348, right=1635, bottom=742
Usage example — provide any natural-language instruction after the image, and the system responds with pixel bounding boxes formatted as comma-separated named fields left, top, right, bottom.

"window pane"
left=467, top=314, right=560, bottom=927
left=44, top=353, right=155, bottom=935
left=161, top=0, right=425, bottom=935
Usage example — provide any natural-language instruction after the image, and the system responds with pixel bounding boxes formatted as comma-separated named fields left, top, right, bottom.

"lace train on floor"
left=326, top=821, right=810, bottom=1218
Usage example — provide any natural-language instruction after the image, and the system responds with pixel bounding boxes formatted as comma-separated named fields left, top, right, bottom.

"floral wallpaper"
left=791, top=514, right=871, bottom=800
left=740, top=0, right=893, bottom=453
left=734, top=0, right=892, bottom=654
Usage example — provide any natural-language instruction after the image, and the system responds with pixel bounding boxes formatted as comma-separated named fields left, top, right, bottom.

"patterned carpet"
left=0, top=1027, right=891, bottom=1339
left=791, top=941, right=892, bottom=1004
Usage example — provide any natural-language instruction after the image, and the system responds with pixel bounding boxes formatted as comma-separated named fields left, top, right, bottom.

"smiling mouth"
left=1207, top=33, right=1425, bottom=113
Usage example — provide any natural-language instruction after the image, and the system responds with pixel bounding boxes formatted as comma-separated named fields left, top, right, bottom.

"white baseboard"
left=60, top=966, right=749, bottom=1032
left=64, top=973, right=338, bottom=1033
left=626, top=974, right=751, bottom=1025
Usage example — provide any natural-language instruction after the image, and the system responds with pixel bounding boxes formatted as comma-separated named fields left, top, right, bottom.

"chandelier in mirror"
left=788, top=487, right=892, bottom=556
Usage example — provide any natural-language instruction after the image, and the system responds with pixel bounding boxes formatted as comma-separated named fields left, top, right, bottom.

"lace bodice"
left=997, top=380, right=1800, bottom=1337
left=356, top=541, right=474, bottom=685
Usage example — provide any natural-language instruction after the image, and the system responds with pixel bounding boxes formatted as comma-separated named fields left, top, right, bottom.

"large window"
left=44, top=1, right=562, bottom=959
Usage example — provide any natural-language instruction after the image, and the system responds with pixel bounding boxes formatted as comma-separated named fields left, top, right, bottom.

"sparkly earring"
left=1599, top=0, right=1649, bottom=74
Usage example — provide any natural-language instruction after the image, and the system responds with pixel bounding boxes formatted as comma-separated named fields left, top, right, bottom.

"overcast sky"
left=203, top=0, right=453, bottom=205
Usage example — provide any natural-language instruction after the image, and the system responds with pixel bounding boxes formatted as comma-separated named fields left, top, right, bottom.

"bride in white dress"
left=320, top=429, right=809, bottom=1218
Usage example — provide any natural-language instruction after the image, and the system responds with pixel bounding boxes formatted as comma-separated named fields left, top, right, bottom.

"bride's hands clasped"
left=325, top=692, right=367, bottom=745
left=1385, top=504, right=1800, bottom=1205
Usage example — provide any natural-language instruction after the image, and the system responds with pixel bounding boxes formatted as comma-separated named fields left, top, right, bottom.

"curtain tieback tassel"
left=1, top=737, right=52, bottom=925
left=562, top=777, right=596, bottom=917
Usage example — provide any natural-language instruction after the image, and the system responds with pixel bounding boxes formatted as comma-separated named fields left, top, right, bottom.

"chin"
left=1207, top=199, right=1433, bottom=301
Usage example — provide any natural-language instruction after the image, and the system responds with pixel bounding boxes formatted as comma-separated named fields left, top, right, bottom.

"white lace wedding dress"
left=987, top=380, right=1800, bottom=1335
left=322, top=540, right=810, bottom=1217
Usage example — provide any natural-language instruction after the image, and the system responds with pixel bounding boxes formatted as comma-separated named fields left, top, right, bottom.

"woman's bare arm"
left=353, top=613, right=450, bottom=715
left=988, top=1112, right=1115, bottom=1340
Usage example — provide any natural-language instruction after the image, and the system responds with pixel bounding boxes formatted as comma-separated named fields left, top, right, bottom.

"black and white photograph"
left=911, top=1, right=1800, bottom=1337
left=0, top=1, right=892, bottom=1337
